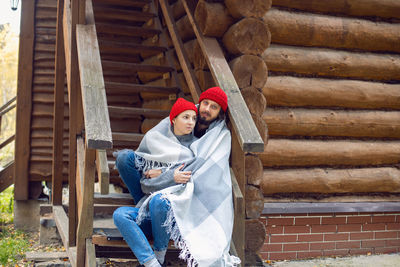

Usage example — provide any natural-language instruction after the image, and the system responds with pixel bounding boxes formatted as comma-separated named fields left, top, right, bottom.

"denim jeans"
left=113, top=194, right=171, bottom=264
left=115, top=149, right=144, bottom=204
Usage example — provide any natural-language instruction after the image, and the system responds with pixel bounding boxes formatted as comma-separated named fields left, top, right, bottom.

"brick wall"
left=260, top=212, right=400, bottom=261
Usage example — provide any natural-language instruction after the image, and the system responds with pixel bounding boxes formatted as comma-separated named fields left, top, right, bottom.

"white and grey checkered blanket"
left=136, top=117, right=240, bottom=267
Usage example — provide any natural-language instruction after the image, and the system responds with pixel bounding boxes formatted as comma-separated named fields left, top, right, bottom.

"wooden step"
left=111, top=132, right=144, bottom=147
left=109, top=106, right=169, bottom=118
left=94, top=8, right=155, bottom=23
left=99, top=40, right=167, bottom=55
left=102, top=60, right=175, bottom=73
left=94, top=192, right=134, bottom=205
left=105, top=81, right=179, bottom=94
left=96, top=23, right=161, bottom=38
left=94, top=0, right=151, bottom=9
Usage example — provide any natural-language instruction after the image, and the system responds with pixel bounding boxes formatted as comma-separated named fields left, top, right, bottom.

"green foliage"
left=0, top=185, right=14, bottom=224
left=0, top=23, right=18, bottom=167
left=0, top=226, right=29, bottom=265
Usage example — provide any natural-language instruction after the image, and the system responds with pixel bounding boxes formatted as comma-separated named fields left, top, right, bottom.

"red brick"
left=337, top=224, right=362, bottom=232
left=269, top=252, right=297, bottom=261
left=350, top=232, right=374, bottom=240
left=335, top=212, right=359, bottom=216
left=362, top=223, right=386, bottom=231
left=375, top=247, right=399, bottom=254
left=323, top=249, right=349, bottom=257
left=297, top=234, right=323, bottom=242
left=295, top=217, right=320, bottom=226
left=262, top=243, right=282, bottom=252
left=297, top=251, right=323, bottom=259
left=311, top=224, right=337, bottom=233
left=266, top=225, right=283, bottom=234
left=387, top=223, right=400, bottom=230
left=336, top=241, right=360, bottom=249
left=361, top=240, right=386, bottom=248
left=321, top=217, right=346, bottom=225
left=371, top=215, right=396, bottom=223
left=283, top=243, right=310, bottom=252
left=386, top=239, right=400, bottom=246
left=270, top=235, right=297, bottom=243
left=324, top=233, right=348, bottom=241
left=347, top=216, right=372, bottom=224
left=375, top=231, right=398, bottom=239
left=397, top=215, right=400, bottom=223
left=310, top=242, right=335, bottom=250
left=267, top=217, right=294, bottom=226
left=284, top=225, right=310, bottom=234
left=349, top=248, right=372, bottom=255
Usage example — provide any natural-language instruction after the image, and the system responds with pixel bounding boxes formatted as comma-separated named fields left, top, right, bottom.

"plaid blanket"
left=136, top=117, right=240, bottom=267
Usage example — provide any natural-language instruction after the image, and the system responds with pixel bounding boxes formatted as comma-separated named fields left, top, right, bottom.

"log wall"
left=260, top=0, right=400, bottom=198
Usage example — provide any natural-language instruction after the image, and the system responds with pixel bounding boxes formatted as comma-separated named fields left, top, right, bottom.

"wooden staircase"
left=50, top=0, right=263, bottom=266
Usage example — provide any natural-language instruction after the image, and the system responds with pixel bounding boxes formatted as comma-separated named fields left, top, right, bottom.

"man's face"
left=198, top=99, right=221, bottom=124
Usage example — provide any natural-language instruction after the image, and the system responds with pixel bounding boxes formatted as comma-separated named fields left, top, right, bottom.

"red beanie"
left=198, top=87, right=228, bottom=112
left=169, top=98, right=198, bottom=124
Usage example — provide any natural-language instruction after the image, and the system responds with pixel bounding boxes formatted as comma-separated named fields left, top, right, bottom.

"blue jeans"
left=113, top=194, right=171, bottom=264
left=115, top=150, right=144, bottom=204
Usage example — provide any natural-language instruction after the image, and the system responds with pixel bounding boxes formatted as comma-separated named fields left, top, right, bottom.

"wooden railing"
left=158, top=0, right=265, bottom=263
left=52, top=0, right=112, bottom=266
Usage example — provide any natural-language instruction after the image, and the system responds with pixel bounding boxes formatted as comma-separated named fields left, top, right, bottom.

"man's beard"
left=197, top=115, right=216, bottom=126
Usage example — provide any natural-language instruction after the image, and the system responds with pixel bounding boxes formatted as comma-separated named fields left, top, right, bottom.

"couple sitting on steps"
left=113, top=87, right=240, bottom=267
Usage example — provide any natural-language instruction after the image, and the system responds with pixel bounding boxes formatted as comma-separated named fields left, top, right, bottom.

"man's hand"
left=144, top=169, right=162, bottom=179
left=174, top=164, right=191, bottom=184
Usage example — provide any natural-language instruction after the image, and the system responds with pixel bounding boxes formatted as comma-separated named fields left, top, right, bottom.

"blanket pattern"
left=136, top=118, right=240, bottom=267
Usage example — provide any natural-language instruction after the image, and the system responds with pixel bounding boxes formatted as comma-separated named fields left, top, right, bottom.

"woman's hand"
left=144, top=169, right=162, bottom=179
left=174, top=164, right=191, bottom=184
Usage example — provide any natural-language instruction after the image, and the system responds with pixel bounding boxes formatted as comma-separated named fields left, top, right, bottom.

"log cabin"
left=7, top=0, right=400, bottom=265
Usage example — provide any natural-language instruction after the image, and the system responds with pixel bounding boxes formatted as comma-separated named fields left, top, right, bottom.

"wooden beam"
left=0, top=162, right=14, bottom=193
left=14, top=0, right=36, bottom=200
left=230, top=169, right=244, bottom=263
left=0, top=135, right=15, bottom=151
left=52, top=0, right=66, bottom=206
left=76, top=146, right=96, bottom=267
left=76, top=24, right=112, bottom=149
left=181, top=0, right=264, bottom=153
left=85, top=239, right=96, bottom=267
left=53, top=205, right=69, bottom=249
left=96, top=150, right=109, bottom=195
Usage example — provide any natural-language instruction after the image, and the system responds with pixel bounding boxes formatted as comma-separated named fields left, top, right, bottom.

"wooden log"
left=272, top=0, right=400, bottom=20
left=241, top=86, right=266, bottom=117
left=229, top=55, right=268, bottom=89
left=264, top=76, right=400, bottom=110
left=245, top=154, right=263, bottom=186
left=263, top=8, right=400, bottom=53
left=261, top=167, right=400, bottom=194
left=251, top=113, right=268, bottom=144
left=175, top=15, right=195, bottom=42
left=194, top=0, right=233, bottom=37
left=264, top=108, right=400, bottom=138
left=245, top=185, right=264, bottom=219
left=262, top=44, right=400, bottom=81
left=171, top=0, right=186, bottom=20
left=259, top=139, right=400, bottom=168
left=138, top=53, right=167, bottom=83
left=223, top=17, right=271, bottom=55
left=142, top=98, right=174, bottom=110
left=245, top=219, right=266, bottom=253
left=225, top=0, right=272, bottom=18
left=195, top=70, right=215, bottom=90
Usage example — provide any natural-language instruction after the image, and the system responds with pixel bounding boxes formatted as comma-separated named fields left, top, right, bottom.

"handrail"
left=171, top=0, right=264, bottom=153
left=0, top=96, right=16, bottom=117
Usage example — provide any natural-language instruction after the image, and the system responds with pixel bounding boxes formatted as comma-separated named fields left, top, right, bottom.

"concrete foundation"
left=14, top=199, right=48, bottom=232
left=39, top=214, right=62, bottom=246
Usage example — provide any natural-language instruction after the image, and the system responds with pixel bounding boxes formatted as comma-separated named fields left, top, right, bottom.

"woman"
left=113, top=98, right=198, bottom=267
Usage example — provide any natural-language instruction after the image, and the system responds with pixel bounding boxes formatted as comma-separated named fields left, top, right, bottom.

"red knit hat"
left=169, top=98, right=198, bottom=124
left=198, top=86, right=228, bottom=112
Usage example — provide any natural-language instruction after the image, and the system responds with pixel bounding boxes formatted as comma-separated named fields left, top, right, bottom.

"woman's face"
left=172, top=110, right=197, bottom=136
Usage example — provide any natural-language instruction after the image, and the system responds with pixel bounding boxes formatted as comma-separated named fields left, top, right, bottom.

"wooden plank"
left=0, top=96, right=16, bottom=114
left=159, top=0, right=201, bottom=102
left=181, top=0, right=264, bottom=153
left=85, top=239, right=96, bottom=267
left=105, top=81, right=179, bottom=94
left=52, top=0, right=66, bottom=206
left=108, top=106, right=169, bottom=118
left=95, top=23, right=161, bottom=37
left=76, top=147, right=96, bottom=267
left=99, top=40, right=167, bottom=54
left=93, top=192, right=134, bottom=205
left=76, top=24, right=113, bottom=149
left=76, top=138, right=85, bottom=216
left=111, top=132, right=144, bottom=143
left=230, top=169, right=244, bottom=263
left=0, top=162, right=14, bottom=193
left=14, top=0, right=36, bottom=200
left=102, top=60, right=175, bottom=73
left=53, top=205, right=69, bottom=249
left=96, top=150, right=109, bottom=195
left=0, top=135, right=15, bottom=151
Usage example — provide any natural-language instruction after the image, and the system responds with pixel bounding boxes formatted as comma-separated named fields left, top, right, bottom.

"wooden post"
left=52, top=0, right=66, bottom=206
left=14, top=0, right=36, bottom=200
